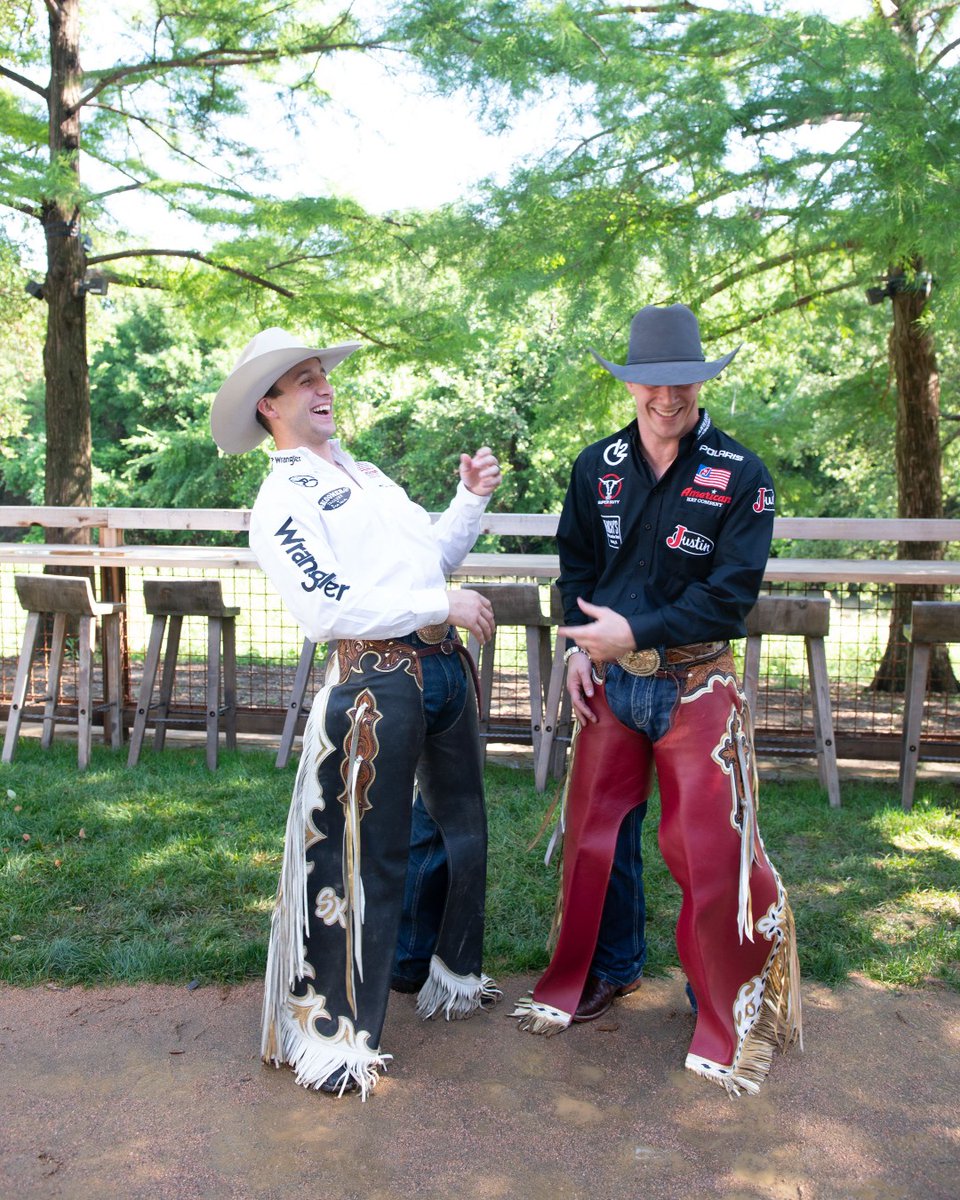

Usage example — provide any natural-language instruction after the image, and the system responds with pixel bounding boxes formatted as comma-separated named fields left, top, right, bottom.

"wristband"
left=563, top=645, right=588, bottom=664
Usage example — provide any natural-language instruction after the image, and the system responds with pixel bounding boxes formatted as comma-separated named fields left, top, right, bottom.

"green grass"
left=1, top=741, right=957, bottom=991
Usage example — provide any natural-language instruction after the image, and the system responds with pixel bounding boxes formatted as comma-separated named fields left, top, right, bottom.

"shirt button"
left=638, top=561, right=645, bottom=568
left=630, top=592, right=637, bottom=599
left=644, top=523, right=652, bottom=530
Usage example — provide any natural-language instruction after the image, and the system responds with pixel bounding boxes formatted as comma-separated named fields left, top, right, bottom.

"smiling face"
left=626, top=380, right=702, bottom=457
left=256, top=357, right=335, bottom=455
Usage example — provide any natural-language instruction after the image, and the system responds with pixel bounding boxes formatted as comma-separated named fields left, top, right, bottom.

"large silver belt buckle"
left=617, top=648, right=660, bottom=676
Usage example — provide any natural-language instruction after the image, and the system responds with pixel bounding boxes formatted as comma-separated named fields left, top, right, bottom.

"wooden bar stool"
left=743, top=593, right=840, bottom=807
left=2, top=574, right=124, bottom=770
left=463, top=583, right=554, bottom=789
left=128, top=579, right=238, bottom=771
left=276, top=636, right=320, bottom=769
left=900, top=601, right=960, bottom=811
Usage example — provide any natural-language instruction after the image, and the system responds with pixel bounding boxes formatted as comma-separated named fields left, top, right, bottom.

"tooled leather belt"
left=346, top=623, right=484, bottom=718
left=616, top=640, right=729, bottom=677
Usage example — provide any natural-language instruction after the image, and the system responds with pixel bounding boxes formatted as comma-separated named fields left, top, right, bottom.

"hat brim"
left=211, top=341, right=361, bottom=454
left=590, top=344, right=740, bottom=385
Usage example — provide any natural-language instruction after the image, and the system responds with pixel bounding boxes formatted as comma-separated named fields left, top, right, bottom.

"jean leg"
left=393, top=790, right=448, bottom=986
left=392, top=648, right=467, bottom=987
left=590, top=801, right=648, bottom=985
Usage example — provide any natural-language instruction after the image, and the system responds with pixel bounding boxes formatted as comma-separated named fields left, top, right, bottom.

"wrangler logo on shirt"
left=274, top=517, right=351, bottom=598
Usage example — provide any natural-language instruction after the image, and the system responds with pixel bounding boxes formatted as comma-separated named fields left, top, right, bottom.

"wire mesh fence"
left=3, top=563, right=960, bottom=764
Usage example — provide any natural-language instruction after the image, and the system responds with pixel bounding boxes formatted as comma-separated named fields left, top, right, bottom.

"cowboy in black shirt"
left=513, top=306, right=800, bottom=1097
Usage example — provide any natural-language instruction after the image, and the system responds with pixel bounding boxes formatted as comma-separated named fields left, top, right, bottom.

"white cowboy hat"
left=211, top=327, right=362, bottom=454
left=590, top=304, right=739, bottom=385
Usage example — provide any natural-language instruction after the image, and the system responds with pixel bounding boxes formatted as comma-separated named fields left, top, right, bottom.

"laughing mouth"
left=311, top=404, right=332, bottom=416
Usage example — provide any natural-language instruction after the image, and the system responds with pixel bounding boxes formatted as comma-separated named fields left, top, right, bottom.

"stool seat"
left=127, top=579, right=238, bottom=771
left=900, top=601, right=960, bottom=811
left=743, top=593, right=840, bottom=807
left=2, top=574, right=125, bottom=769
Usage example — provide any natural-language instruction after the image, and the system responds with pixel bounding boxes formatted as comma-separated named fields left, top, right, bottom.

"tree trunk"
left=42, top=0, right=91, bottom=547
left=872, top=263, right=958, bottom=693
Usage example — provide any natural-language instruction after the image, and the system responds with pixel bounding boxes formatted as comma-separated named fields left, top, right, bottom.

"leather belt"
left=617, top=640, right=728, bottom=677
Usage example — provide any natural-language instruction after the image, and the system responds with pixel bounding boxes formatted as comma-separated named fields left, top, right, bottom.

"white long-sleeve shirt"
left=249, top=442, right=490, bottom=642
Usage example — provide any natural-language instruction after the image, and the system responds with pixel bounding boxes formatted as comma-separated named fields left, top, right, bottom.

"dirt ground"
left=1, top=971, right=958, bottom=1200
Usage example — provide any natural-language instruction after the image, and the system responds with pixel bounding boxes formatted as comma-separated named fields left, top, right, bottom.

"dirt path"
left=2, top=972, right=958, bottom=1200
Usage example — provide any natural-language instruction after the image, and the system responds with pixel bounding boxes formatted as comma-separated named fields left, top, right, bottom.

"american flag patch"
left=694, top=464, right=731, bottom=490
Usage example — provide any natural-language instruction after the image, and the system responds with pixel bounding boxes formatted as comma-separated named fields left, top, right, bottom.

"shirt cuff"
left=455, top=479, right=491, bottom=510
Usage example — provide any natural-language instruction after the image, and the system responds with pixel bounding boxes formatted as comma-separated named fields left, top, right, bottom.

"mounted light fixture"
left=77, top=270, right=109, bottom=297
left=866, top=272, right=933, bottom=305
left=25, top=280, right=44, bottom=300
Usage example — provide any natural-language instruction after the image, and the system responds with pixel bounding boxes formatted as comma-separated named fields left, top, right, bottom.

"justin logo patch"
left=666, top=524, right=714, bottom=555
left=753, top=487, right=775, bottom=513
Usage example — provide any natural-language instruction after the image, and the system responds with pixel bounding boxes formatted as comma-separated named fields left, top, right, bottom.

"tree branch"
left=0, top=64, right=48, bottom=100
left=926, top=33, right=960, bottom=70
left=701, top=240, right=860, bottom=300
left=75, top=28, right=385, bottom=112
left=0, top=196, right=42, bottom=219
left=711, top=278, right=866, bottom=339
left=88, top=180, right=149, bottom=202
left=86, top=248, right=295, bottom=297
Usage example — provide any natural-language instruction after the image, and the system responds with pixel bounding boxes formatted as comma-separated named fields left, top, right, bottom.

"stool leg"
left=41, top=613, right=68, bottom=750
left=550, top=686, right=574, bottom=780
left=222, top=616, right=237, bottom=754
left=276, top=638, right=316, bottom=769
left=477, top=636, right=496, bottom=765
left=77, top=615, right=95, bottom=770
left=104, top=614, right=124, bottom=750
left=154, top=615, right=182, bottom=752
left=806, top=636, right=840, bottom=808
left=535, top=633, right=566, bottom=792
left=128, top=615, right=166, bottom=767
left=205, top=616, right=222, bottom=770
left=742, top=633, right=762, bottom=714
left=2, top=611, right=42, bottom=764
left=525, top=624, right=546, bottom=771
left=900, top=641, right=930, bottom=812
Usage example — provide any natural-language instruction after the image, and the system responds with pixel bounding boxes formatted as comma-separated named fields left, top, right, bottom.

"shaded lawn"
left=1, top=741, right=957, bottom=991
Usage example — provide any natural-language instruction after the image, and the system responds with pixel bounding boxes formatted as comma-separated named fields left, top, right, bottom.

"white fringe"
left=415, top=954, right=502, bottom=1020
left=684, top=1051, right=759, bottom=1099
left=260, top=682, right=337, bottom=1066
left=274, top=1000, right=391, bottom=1102
left=510, top=994, right=573, bottom=1036
left=735, top=718, right=758, bottom=944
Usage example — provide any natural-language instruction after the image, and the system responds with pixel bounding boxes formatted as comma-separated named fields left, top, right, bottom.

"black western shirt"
left=557, top=409, right=775, bottom=650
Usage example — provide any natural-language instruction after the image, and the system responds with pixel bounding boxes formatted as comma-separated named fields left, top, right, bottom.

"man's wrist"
left=563, top=645, right=588, bottom=664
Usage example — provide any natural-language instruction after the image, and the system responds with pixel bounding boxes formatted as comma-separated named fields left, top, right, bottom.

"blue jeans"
left=391, top=638, right=469, bottom=987
left=588, top=664, right=679, bottom=986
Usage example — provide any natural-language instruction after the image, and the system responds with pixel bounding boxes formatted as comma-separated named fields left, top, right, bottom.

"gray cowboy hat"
left=211, top=327, right=361, bottom=454
left=590, top=304, right=740, bottom=385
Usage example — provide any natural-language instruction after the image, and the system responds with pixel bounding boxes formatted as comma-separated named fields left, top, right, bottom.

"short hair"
left=256, top=380, right=282, bottom=436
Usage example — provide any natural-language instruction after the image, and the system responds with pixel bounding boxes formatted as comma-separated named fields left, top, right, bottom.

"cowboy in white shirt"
left=212, top=329, right=502, bottom=1098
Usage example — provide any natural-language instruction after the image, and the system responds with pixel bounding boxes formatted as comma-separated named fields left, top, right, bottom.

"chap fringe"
left=416, top=954, right=502, bottom=1020
left=685, top=897, right=802, bottom=1098
left=511, top=994, right=573, bottom=1036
